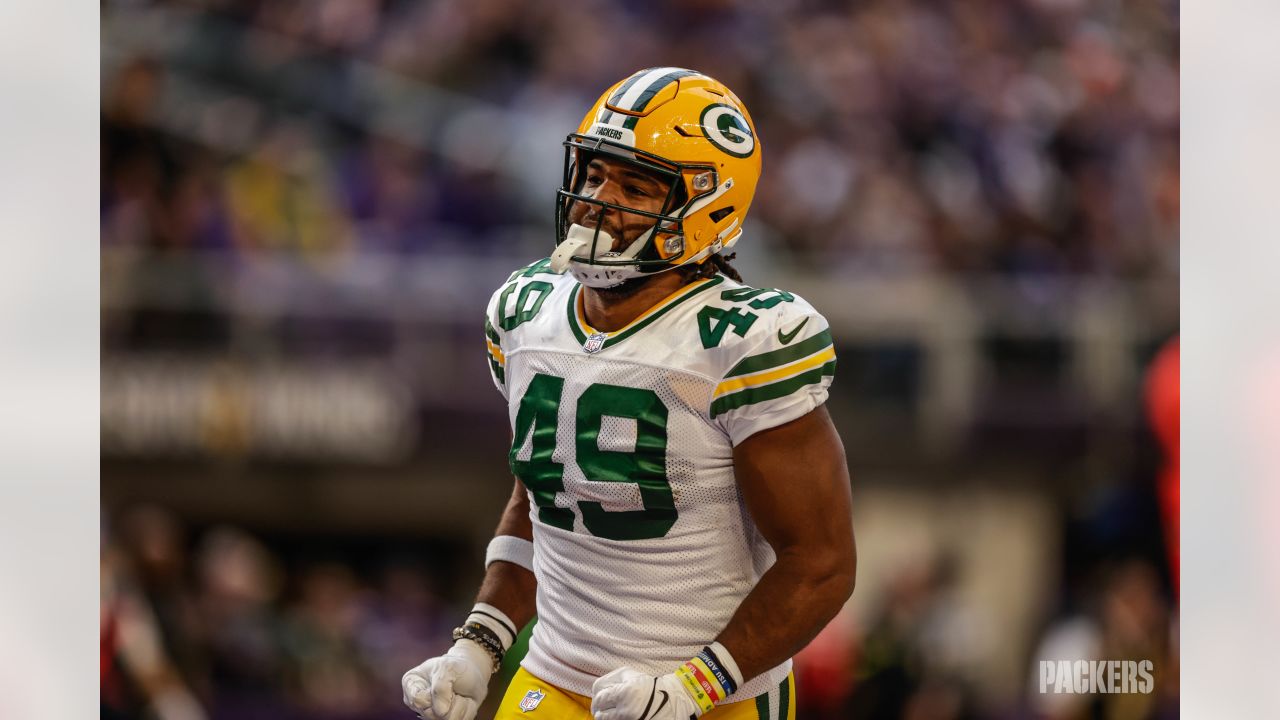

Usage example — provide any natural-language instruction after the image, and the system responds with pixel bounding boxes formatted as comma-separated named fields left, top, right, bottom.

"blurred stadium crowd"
left=101, top=0, right=1179, bottom=718
left=102, top=505, right=456, bottom=720
left=102, top=0, right=1177, bottom=275
left=101, top=488, right=1180, bottom=720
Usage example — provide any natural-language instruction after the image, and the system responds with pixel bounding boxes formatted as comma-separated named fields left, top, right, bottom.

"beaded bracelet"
left=451, top=622, right=505, bottom=672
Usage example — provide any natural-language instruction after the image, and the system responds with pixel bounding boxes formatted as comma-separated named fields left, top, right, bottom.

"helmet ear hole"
left=709, top=206, right=735, bottom=223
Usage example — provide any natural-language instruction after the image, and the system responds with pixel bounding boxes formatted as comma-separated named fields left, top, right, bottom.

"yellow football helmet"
left=550, top=67, right=762, bottom=288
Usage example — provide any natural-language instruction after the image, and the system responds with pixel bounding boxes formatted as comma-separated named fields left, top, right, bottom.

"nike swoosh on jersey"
left=777, top=317, right=809, bottom=345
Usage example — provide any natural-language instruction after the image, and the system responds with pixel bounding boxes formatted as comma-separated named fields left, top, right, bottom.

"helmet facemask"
left=552, top=134, right=721, bottom=288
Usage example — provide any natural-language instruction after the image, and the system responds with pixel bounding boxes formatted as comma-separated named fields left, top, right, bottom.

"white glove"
left=401, top=639, right=494, bottom=720
left=591, top=667, right=705, bottom=720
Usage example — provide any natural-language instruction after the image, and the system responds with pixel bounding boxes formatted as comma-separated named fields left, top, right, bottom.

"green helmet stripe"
left=626, top=68, right=699, bottom=112
left=596, top=68, right=655, bottom=128
left=608, top=69, right=651, bottom=106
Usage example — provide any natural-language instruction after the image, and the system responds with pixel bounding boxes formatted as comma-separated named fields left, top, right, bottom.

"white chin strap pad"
left=551, top=223, right=654, bottom=289
left=550, top=224, right=610, bottom=273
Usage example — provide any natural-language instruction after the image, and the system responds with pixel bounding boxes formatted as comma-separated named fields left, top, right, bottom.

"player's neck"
left=581, top=270, right=692, bottom=332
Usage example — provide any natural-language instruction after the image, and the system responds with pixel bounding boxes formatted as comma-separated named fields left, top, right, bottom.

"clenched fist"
left=401, top=640, right=495, bottom=720
left=590, top=667, right=704, bottom=720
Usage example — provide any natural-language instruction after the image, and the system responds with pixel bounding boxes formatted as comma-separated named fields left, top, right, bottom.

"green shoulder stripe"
left=484, top=318, right=504, bottom=384
left=711, top=360, right=836, bottom=418
left=779, top=675, right=791, bottom=720
left=725, top=328, right=832, bottom=378
left=488, top=355, right=505, bottom=384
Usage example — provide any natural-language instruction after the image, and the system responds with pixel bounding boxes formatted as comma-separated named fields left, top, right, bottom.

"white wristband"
left=467, top=602, right=518, bottom=650
left=708, top=641, right=745, bottom=690
left=485, top=535, right=535, bottom=574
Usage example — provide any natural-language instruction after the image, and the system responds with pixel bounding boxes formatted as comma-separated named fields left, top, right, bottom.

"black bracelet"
left=452, top=623, right=505, bottom=672
left=698, top=646, right=738, bottom=696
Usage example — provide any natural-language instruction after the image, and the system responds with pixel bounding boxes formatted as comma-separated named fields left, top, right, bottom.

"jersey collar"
left=568, top=275, right=725, bottom=351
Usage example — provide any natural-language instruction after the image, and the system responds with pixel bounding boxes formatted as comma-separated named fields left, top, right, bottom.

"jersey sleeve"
left=711, top=295, right=836, bottom=445
left=482, top=257, right=561, bottom=401
left=483, top=286, right=509, bottom=401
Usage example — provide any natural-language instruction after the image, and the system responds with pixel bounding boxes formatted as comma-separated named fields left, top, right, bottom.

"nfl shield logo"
left=519, top=688, right=546, bottom=712
left=582, top=332, right=608, bottom=354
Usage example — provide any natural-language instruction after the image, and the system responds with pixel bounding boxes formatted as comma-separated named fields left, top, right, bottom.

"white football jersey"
left=483, top=258, right=837, bottom=702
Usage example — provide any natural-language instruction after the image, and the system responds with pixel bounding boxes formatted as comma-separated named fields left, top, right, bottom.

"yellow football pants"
left=494, top=667, right=796, bottom=720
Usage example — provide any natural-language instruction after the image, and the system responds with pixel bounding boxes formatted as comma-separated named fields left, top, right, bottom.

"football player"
left=403, top=67, right=856, bottom=720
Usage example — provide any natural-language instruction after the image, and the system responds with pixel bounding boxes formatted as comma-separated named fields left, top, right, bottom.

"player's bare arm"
left=474, top=479, right=538, bottom=629
left=715, top=404, right=856, bottom=681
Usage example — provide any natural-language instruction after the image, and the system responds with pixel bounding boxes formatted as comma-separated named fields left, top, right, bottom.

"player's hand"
left=590, top=667, right=705, bottom=720
left=401, top=639, right=494, bottom=720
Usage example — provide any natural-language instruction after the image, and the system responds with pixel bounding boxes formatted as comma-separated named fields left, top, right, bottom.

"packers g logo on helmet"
left=700, top=103, right=755, bottom=159
left=551, top=67, right=763, bottom=288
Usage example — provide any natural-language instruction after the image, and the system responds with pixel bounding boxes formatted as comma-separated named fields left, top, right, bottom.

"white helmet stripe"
left=598, top=67, right=705, bottom=129
left=608, top=69, right=652, bottom=106
left=624, top=68, right=700, bottom=114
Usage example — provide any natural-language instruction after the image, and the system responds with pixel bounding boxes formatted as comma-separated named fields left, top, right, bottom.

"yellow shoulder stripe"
left=486, top=338, right=505, bottom=366
left=714, top=345, right=835, bottom=398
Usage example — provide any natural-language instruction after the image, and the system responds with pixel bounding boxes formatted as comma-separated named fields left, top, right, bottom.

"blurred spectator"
left=1143, top=337, right=1179, bottom=593
left=337, top=134, right=438, bottom=254
left=195, top=526, right=289, bottom=719
left=102, top=518, right=209, bottom=720
left=116, top=506, right=211, bottom=699
left=358, top=562, right=454, bottom=696
left=794, top=603, right=859, bottom=719
left=1030, top=559, right=1178, bottom=720
left=846, top=556, right=983, bottom=720
left=279, top=564, right=379, bottom=714
left=102, top=507, right=456, bottom=720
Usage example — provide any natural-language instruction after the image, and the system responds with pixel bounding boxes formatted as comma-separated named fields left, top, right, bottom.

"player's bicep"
left=732, top=405, right=853, bottom=558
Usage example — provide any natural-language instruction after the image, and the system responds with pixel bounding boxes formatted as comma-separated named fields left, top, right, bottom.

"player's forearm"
left=714, top=542, right=855, bottom=683
left=475, top=560, right=536, bottom=629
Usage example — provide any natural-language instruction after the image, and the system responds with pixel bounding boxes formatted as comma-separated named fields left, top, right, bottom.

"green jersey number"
left=498, top=280, right=554, bottom=331
left=509, top=374, right=573, bottom=531
left=698, top=306, right=757, bottom=348
left=718, top=286, right=795, bottom=309
left=696, top=286, right=796, bottom=348
left=509, top=373, right=675, bottom=540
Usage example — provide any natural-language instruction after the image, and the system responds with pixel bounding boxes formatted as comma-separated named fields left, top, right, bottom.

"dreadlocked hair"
left=682, top=252, right=743, bottom=283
